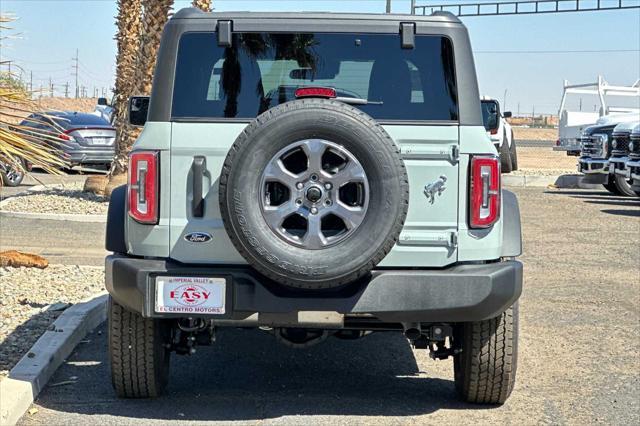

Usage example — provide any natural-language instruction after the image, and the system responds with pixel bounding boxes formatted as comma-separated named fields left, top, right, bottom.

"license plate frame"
left=154, top=276, right=228, bottom=315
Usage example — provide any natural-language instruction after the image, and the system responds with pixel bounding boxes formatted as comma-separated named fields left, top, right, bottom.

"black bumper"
left=105, top=255, right=522, bottom=324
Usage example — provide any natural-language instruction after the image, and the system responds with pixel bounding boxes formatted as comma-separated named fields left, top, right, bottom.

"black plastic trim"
left=105, top=185, right=127, bottom=254
left=105, top=254, right=522, bottom=323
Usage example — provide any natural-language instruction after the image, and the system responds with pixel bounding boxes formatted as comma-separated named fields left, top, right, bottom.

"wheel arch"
left=500, top=190, right=522, bottom=257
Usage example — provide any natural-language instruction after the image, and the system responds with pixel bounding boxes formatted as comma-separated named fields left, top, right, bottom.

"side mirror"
left=97, top=97, right=108, bottom=106
left=128, top=96, right=149, bottom=126
left=503, top=111, right=512, bottom=118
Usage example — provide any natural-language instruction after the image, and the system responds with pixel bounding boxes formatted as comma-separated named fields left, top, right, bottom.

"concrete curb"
left=0, top=293, right=108, bottom=426
left=0, top=189, right=107, bottom=223
left=503, top=174, right=603, bottom=189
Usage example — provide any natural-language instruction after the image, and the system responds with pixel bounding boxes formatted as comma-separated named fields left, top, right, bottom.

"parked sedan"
left=20, top=111, right=115, bottom=168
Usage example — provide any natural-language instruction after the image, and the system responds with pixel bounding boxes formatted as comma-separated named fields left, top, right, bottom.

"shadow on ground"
left=30, top=324, right=487, bottom=422
left=544, top=189, right=640, bottom=216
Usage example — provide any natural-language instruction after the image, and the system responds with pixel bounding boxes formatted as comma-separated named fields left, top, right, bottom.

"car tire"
left=0, top=156, right=26, bottom=187
left=453, top=302, right=518, bottom=404
left=219, top=99, right=409, bottom=290
left=509, top=132, right=518, bottom=171
left=613, top=174, right=637, bottom=197
left=603, top=175, right=622, bottom=195
left=108, top=297, right=170, bottom=398
left=500, top=133, right=513, bottom=174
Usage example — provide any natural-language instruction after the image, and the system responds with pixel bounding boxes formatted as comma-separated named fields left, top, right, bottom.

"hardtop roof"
left=171, top=8, right=462, bottom=25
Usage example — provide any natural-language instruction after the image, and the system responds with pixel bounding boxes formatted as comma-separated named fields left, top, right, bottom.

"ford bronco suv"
left=105, top=9, right=523, bottom=405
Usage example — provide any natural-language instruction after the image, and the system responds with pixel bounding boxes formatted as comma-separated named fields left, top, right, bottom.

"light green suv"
left=105, top=8, right=523, bottom=404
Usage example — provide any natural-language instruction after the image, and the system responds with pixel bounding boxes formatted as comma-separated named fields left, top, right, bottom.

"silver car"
left=20, top=111, right=115, bottom=168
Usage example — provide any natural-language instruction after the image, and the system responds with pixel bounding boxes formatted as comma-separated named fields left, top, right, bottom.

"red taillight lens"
left=490, top=128, right=498, bottom=135
left=469, top=156, right=500, bottom=228
left=294, top=87, right=337, bottom=99
left=58, top=133, right=71, bottom=140
left=128, top=151, right=159, bottom=224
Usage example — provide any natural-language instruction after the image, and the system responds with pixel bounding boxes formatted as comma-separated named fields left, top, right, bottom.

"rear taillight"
left=128, top=151, right=159, bottom=224
left=469, top=156, right=500, bottom=228
left=490, top=128, right=498, bottom=135
left=58, top=133, right=72, bottom=141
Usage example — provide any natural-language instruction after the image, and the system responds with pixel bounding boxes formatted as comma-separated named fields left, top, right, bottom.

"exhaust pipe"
left=402, top=322, right=422, bottom=340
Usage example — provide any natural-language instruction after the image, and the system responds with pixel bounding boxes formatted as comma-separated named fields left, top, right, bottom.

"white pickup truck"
left=554, top=76, right=640, bottom=155
left=481, top=97, right=517, bottom=173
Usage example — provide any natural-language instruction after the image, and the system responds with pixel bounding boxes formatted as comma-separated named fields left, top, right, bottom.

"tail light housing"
left=490, top=128, right=498, bottom=135
left=469, top=156, right=500, bottom=228
left=128, top=151, right=159, bottom=224
left=294, top=87, right=337, bottom=99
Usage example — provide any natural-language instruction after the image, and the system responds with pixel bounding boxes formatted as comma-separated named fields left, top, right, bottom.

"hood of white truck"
left=595, top=114, right=640, bottom=126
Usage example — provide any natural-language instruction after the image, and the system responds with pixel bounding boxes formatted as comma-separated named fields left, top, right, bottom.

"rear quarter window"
left=171, top=32, right=458, bottom=122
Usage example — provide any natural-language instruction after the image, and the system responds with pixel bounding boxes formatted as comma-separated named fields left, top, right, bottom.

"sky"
left=1, top=0, right=639, bottom=115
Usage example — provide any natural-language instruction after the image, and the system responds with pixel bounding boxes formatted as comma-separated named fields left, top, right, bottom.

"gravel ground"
left=510, top=168, right=577, bottom=177
left=0, top=265, right=104, bottom=379
left=18, top=187, right=640, bottom=425
left=0, top=182, right=108, bottom=215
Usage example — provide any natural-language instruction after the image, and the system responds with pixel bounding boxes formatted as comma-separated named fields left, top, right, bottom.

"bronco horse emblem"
left=423, top=175, right=447, bottom=204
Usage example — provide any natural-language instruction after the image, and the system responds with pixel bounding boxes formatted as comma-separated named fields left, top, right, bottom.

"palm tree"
left=105, top=0, right=173, bottom=196
left=109, top=0, right=143, bottom=179
left=192, top=0, right=212, bottom=12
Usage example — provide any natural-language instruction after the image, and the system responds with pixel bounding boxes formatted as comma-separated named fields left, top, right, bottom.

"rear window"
left=52, top=113, right=110, bottom=128
left=171, top=32, right=458, bottom=121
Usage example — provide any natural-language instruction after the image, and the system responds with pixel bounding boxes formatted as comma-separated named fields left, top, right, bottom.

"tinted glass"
left=54, top=113, right=111, bottom=128
left=172, top=32, right=458, bottom=121
left=481, top=100, right=499, bottom=131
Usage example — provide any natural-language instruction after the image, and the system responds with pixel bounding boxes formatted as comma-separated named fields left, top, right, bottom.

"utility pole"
left=532, top=106, right=535, bottom=127
left=503, top=89, right=508, bottom=111
left=73, top=48, right=79, bottom=98
left=65, top=82, right=69, bottom=98
left=29, top=71, right=33, bottom=93
left=386, top=0, right=391, bottom=13
left=517, top=102, right=520, bottom=116
left=49, top=77, right=54, bottom=97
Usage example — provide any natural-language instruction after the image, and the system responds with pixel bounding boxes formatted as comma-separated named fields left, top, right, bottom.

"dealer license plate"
left=155, top=276, right=226, bottom=314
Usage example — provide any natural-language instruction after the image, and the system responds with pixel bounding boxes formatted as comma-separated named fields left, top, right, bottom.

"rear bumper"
left=62, top=147, right=114, bottom=165
left=105, top=254, right=523, bottom=324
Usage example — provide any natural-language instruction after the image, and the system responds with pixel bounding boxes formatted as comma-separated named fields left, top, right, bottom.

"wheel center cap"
left=305, top=186, right=323, bottom=203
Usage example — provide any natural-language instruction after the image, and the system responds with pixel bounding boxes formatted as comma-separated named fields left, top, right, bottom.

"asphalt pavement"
left=16, top=187, right=640, bottom=425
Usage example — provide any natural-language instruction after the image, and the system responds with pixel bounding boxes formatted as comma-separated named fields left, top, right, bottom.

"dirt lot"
left=515, top=146, right=578, bottom=173
left=513, top=127, right=557, bottom=141
left=18, top=187, right=640, bottom=425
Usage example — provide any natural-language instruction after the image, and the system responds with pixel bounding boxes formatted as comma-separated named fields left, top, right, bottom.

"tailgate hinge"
left=217, top=20, right=233, bottom=47
left=400, top=22, right=416, bottom=49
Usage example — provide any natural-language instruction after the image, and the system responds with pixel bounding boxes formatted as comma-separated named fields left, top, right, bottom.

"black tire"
left=509, top=132, right=518, bottom=171
left=454, top=302, right=518, bottom=404
left=500, top=134, right=513, bottom=174
left=219, top=99, right=409, bottom=290
left=613, top=174, right=636, bottom=197
left=108, top=297, right=170, bottom=398
left=0, top=156, right=25, bottom=187
left=603, top=175, right=622, bottom=195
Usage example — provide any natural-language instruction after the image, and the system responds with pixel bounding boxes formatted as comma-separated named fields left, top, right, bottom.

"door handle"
left=192, top=156, right=206, bottom=217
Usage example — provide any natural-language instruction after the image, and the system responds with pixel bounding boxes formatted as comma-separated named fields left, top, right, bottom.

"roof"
left=172, top=8, right=461, bottom=24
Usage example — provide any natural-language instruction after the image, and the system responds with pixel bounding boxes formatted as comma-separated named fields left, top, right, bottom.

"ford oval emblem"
left=184, top=232, right=212, bottom=243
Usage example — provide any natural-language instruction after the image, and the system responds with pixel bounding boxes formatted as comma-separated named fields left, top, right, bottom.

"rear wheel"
left=453, top=303, right=518, bottom=404
left=500, top=134, right=513, bottom=173
left=108, top=297, right=170, bottom=398
left=509, top=132, right=518, bottom=171
left=613, top=174, right=637, bottom=197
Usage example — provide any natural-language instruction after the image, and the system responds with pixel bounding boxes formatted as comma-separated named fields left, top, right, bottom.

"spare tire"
left=219, top=99, right=408, bottom=289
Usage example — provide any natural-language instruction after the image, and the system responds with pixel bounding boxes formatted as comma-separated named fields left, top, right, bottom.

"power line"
left=475, top=49, right=640, bottom=54
left=73, top=49, right=79, bottom=99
